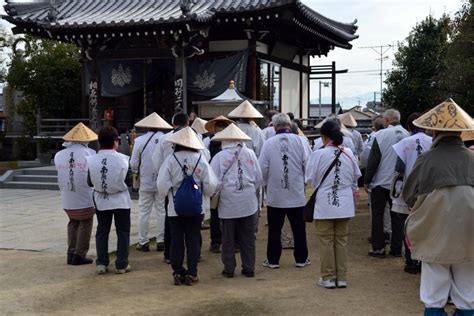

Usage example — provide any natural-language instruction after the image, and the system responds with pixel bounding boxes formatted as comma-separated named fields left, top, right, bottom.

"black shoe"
left=163, top=257, right=171, bottom=264
left=67, top=253, right=74, bottom=265
left=241, top=270, right=254, bottom=278
left=71, top=255, right=94, bottom=265
left=173, top=273, right=184, bottom=285
left=156, top=242, right=165, bottom=252
left=222, top=270, right=234, bottom=278
left=136, top=243, right=150, bottom=252
left=389, top=251, right=402, bottom=258
left=209, top=244, right=221, bottom=253
left=384, top=232, right=391, bottom=245
left=404, top=264, right=419, bottom=274
left=368, top=249, right=386, bottom=258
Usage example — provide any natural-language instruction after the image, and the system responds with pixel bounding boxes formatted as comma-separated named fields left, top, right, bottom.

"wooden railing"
left=37, top=118, right=91, bottom=138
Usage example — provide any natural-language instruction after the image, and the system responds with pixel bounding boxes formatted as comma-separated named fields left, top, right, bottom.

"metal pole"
left=319, top=81, right=322, bottom=119
left=380, top=46, right=383, bottom=104
left=331, top=61, right=336, bottom=115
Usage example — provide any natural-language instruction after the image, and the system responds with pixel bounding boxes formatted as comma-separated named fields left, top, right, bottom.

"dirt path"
left=0, top=195, right=436, bottom=315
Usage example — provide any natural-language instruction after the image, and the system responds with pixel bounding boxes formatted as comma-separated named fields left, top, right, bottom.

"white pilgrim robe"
left=130, top=131, right=164, bottom=191
left=54, top=143, right=96, bottom=210
left=237, top=122, right=265, bottom=157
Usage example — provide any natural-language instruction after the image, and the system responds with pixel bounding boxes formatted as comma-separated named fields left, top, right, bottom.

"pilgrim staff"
left=54, top=123, right=97, bottom=265
left=131, top=113, right=173, bottom=252
left=402, top=99, right=474, bottom=315
left=210, top=123, right=263, bottom=278
left=87, top=126, right=132, bottom=275
left=156, top=127, right=218, bottom=286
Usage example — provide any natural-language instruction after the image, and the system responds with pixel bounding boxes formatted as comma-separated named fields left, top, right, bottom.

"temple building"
left=3, top=0, right=358, bottom=132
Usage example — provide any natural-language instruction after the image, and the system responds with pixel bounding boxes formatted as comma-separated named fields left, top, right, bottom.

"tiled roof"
left=3, top=0, right=358, bottom=47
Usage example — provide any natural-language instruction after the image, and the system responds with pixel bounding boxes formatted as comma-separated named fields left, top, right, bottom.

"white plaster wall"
left=281, top=67, right=301, bottom=117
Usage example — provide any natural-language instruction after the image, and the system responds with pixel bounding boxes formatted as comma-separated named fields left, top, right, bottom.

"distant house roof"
left=309, top=103, right=342, bottom=118
left=3, top=0, right=358, bottom=50
left=343, top=108, right=375, bottom=120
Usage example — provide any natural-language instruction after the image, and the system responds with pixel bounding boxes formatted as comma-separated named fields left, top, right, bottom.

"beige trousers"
left=315, top=218, right=350, bottom=281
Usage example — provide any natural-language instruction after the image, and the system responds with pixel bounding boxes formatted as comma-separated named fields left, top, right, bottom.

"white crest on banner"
left=193, top=70, right=216, bottom=90
left=111, top=64, right=132, bottom=87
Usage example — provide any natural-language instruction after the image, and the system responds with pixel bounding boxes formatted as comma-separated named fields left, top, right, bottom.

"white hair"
left=272, top=113, right=291, bottom=128
left=383, top=109, right=401, bottom=122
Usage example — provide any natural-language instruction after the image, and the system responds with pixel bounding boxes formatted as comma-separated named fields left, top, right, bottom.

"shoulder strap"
left=138, top=131, right=158, bottom=170
left=190, top=154, right=202, bottom=176
left=315, top=149, right=343, bottom=192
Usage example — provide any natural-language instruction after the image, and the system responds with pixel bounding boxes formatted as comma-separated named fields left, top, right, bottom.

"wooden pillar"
left=299, top=54, right=303, bottom=118
left=88, top=54, right=101, bottom=132
left=247, top=38, right=257, bottom=99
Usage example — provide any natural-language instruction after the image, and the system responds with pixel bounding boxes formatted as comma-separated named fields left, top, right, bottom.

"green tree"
left=383, top=15, right=452, bottom=122
left=6, top=36, right=82, bottom=135
left=439, top=0, right=473, bottom=115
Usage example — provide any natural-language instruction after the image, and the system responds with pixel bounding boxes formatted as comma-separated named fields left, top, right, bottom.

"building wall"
left=281, top=67, right=300, bottom=117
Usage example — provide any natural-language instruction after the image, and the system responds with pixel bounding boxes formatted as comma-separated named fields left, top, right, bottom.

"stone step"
left=2, top=181, right=59, bottom=190
left=22, top=169, right=57, bottom=176
left=13, top=175, right=58, bottom=183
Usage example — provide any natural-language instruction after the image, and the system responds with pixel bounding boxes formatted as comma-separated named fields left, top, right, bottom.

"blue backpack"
left=172, top=154, right=203, bottom=217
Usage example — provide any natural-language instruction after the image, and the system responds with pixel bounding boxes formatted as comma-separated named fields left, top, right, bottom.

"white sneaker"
left=317, top=278, right=336, bottom=289
left=262, top=259, right=280, bottom=269
left=115, top=265, right=131, bottom=274
left=295, top=258, right=311, bottom=268
left=96, top=265, right=108, bottom=275
left=336, top=280, right=347, bottom=288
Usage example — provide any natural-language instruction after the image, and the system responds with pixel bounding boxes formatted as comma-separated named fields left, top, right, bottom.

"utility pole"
left=360, top=45, right=392, bottom=105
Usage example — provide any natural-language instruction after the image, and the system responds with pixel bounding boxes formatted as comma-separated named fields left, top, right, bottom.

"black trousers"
left=267, top=206, right=308, bottom=264
left=370, top=186, right=393, bottom=251
left=390, top=211, right=407, bottom=255
left=221, top=213, right=257, bottom=273
left=95, top=209, right=130, bottom=269
left=210, top=208, right=222, bottom=246
left=164, top=197, right=170, bottom=260
left=169, top=215, right=203, bottom=277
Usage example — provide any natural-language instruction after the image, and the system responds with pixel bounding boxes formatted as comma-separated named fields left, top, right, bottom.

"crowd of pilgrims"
left=54, top=99, right=474, bottom=312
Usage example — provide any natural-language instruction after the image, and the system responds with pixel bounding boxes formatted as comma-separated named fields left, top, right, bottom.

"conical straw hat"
left=63, top=122, right=98, bottom=142
left=135, top=112, right=173, bottom=129
left=228, top=100, right=263, bottom=119
left=315, top=116, right=347, bottom=130
left=413, top=99, right=474, bottom=132
left=212, top=123, right=252, bottom=141
left=166, top=126, right=204, bottom=150
left=338, top=112, right=357, bottom=128
left=191, top=117, right=209, bottom=135
left=204, top=115, right=235, bottom=133
left=461, top=123, right=474, bottom=141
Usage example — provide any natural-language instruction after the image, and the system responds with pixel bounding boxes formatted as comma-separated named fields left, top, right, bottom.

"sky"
left=303, top=0, right=463, bottom=107
left=0, top=0, right=465, bottom=108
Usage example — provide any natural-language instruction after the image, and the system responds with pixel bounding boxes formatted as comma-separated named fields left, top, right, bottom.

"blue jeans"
left=95, top=209, right=130, bottom=269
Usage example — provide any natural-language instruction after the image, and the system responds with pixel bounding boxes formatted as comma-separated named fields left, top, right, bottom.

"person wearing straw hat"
left=204, top=115, right=235, bottom=253
left=259, top=113, right=310, bottom=269
left=152, top=112, right=210, bottom=264
left=210, top=123, right=263, bottom=278
left=402, top=99, right=474, bottom=316
left=87, top=126, right=132, bottom=274
left=391, top=112, right=432, bottom=274
left=54, top=122, right=97, bottom=265
left=228, top=100, right=265, bottom=157
left=364, top=109, right=409, bottom=258
left=338, top=112, right=364, bottom=160
left=156, top=127, right=218, bottom=285
left=131, top=113, right=173, bottom=252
